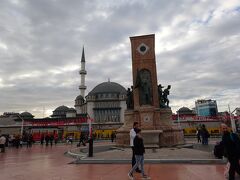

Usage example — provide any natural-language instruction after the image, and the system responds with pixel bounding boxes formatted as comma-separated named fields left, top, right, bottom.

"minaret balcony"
left=79, top=70, right=87, bottom=74
left=79, top=85, right=87, bottom=89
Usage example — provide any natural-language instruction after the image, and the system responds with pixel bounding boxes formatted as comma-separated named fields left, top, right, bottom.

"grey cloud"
left=0, top=0, right=239, bottom=116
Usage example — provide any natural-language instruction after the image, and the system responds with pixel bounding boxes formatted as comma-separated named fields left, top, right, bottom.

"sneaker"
left=135, top=169, right=142, bottom=173
left=128, top=172, right=134, bottom=180
left=142, top=174, right=151, bottom=179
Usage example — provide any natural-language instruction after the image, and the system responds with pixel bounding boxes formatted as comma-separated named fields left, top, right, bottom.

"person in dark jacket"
left=128, top=128, right=150, bottom=179
left=78, top=133, right=86, bottom=146
left=50, top=134, right=54, bottom=147
left=221, top=123, right=240, bottom=180
left=201, top=124, right=210, bottom=145
left=40, top=134, right=44, bottom=146
left=129, top=122, right=141, bottom=173
left=26, top=133, right=33, bottom=148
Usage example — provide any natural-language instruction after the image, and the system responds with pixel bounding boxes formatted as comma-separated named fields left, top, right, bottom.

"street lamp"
left=228, top=105, right=237, bottom=133
left=177, top=110, right=181, bottom=127
left=87, top=115, right=93, bottom=157
left=16, top=114, right=24, bottom=137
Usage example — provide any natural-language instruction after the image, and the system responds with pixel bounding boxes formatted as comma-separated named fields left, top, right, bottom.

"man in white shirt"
left=0, top=135, right=6, bottom=153
left=130, top=122, right=141, bottom=173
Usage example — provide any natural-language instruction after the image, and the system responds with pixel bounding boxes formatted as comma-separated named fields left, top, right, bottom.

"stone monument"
left=116, top=34, right=184, bottom=147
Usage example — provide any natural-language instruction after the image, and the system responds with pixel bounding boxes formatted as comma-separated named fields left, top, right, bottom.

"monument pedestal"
left=116, top=108, right=184, bottom=147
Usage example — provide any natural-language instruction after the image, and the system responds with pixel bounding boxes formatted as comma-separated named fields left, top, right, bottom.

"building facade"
left=195, top=99, right=218, bottom=116
left=75, top=81, right=127, bottom=123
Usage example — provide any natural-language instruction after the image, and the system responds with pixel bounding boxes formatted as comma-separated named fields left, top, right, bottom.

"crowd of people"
left=0, top=132, right=60, bottom=153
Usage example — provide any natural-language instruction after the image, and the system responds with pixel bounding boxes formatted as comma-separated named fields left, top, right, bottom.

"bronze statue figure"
left=126, top=86, right=134, bottom=109
left=158, top=84, right=165, bottom=108
left=162, top=85, right=171, bottom=107
left=135, top=69, right=152, bottom=105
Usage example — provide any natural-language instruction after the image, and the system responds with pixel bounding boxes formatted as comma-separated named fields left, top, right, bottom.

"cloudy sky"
left=0, top=0, right=239, bottom=118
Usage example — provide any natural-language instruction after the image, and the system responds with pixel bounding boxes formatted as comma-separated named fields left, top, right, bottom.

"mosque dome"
left=52, top=105, right=70, bottom=118
left=75, top=95, right=84, bottom=101
left=54, top=105, right=69, bottom=112
left=75, top=95, right=85, bottom=106
left=20, top=112, right=34, bottom=119
left=88, top=81, right=127, bottom=95
left=68, top=108, right=76, bottom=112
left=177, top=107, right=195, bottom=115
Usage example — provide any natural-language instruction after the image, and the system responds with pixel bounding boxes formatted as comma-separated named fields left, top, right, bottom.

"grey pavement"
left=68, top=138, right=226, bottom=164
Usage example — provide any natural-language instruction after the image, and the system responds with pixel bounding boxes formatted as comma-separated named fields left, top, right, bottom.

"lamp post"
left=176, top=110, right=181, bottom=127
left=87, top=116, right=93, bottom=157
left=228, top=105, right=237, bottom=133
left=17, top=114, right=24, bottom=137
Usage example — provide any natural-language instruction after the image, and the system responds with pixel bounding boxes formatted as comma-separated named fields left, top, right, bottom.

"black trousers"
left=0, top=144, right=5, bottom=152
left=229, top=157, right=240, bottom=180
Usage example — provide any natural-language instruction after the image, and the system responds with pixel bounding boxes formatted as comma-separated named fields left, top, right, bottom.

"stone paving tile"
left=70, top=140, right=217, bottom=161
left=0, top=140, right=236, bottom=180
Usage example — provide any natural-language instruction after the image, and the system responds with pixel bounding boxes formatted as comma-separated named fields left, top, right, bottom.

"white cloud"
left=0, top=42, right=8, bottom=50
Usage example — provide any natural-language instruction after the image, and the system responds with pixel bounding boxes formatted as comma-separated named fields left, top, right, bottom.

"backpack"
left=214, top=142, right=224, bottom=159
left=204, top=129, right=210, bottom=138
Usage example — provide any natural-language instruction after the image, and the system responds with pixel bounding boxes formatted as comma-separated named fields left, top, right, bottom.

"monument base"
left=116, top=108, right=184, bottom=147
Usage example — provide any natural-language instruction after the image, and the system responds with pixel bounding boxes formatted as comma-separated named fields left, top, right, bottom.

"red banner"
left=24, top=117, right=88, bottom=127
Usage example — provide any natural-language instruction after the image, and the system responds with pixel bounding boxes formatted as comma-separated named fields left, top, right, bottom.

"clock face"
left=137, top=43, right=149, bottom=55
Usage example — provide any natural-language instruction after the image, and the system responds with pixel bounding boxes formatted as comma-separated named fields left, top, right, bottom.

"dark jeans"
left=229, top=157, right=240, bottom=180
left=0, top=144, right=5, bottom=152
left=202, top=137, right=208, bottom=145
left=131, top=147, right=140, bottom=171
left=197, top=136, right=201, bottom=143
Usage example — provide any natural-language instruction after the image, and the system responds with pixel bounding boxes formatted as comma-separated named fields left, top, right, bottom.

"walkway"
left=0, top=143, right=229, bottom=180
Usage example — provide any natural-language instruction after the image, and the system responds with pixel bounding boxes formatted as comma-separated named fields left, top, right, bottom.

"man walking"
left=128, top=128, right=150, bottom=179
left=0, top=135, right=6, bottom=153
left=130, top=122, right=141, bottom=173
left=221, top=123, right=240, bottom=180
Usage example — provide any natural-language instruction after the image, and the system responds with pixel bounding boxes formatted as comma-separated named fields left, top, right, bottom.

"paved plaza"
left=0, top=139, right=237, bottom=180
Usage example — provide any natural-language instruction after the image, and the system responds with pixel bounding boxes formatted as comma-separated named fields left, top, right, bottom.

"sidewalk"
left=68, top=139, right=225, bottom=164
left=0, top=143, right=231, bottom=180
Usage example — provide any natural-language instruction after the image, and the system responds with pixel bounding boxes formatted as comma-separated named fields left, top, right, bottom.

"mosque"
left=0, top=47, right=127, bottom=140
left=74, top=48, right=127, bottom=123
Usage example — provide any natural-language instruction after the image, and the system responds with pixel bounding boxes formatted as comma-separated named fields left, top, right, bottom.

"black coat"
left=222, top=132, right=240, bottom=159
left=133, top=135, right=145, bottom=155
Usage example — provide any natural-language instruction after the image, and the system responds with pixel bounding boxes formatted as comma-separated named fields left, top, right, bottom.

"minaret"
left=79, top=47, right=87, bottom=99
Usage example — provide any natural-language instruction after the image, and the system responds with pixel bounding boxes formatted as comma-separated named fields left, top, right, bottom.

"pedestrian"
left=128, top=128, right=150, bottom=179
left=221, top=123, right=240, bottom=180
left=40, top=133, right=44, bottom=146
left=54, top=134, right=58, bottom=145
left=111, top=131, right=115, bottom=143
left=15, top=134, right=20, bottom=148
left=26, top=133, right=33, bottom=148
left=78, top=133, right=86, bottom=146
left=201, top=124, right=210, bottom=145
left=50, top=134, right=54, bottom=147
left=45, top=134, right=50, bottom=146
left=196, top=128, right=201, bottom=143
left=0, top=135, right=6, bottom=153
left=130, top=122, right=141, bottom=173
